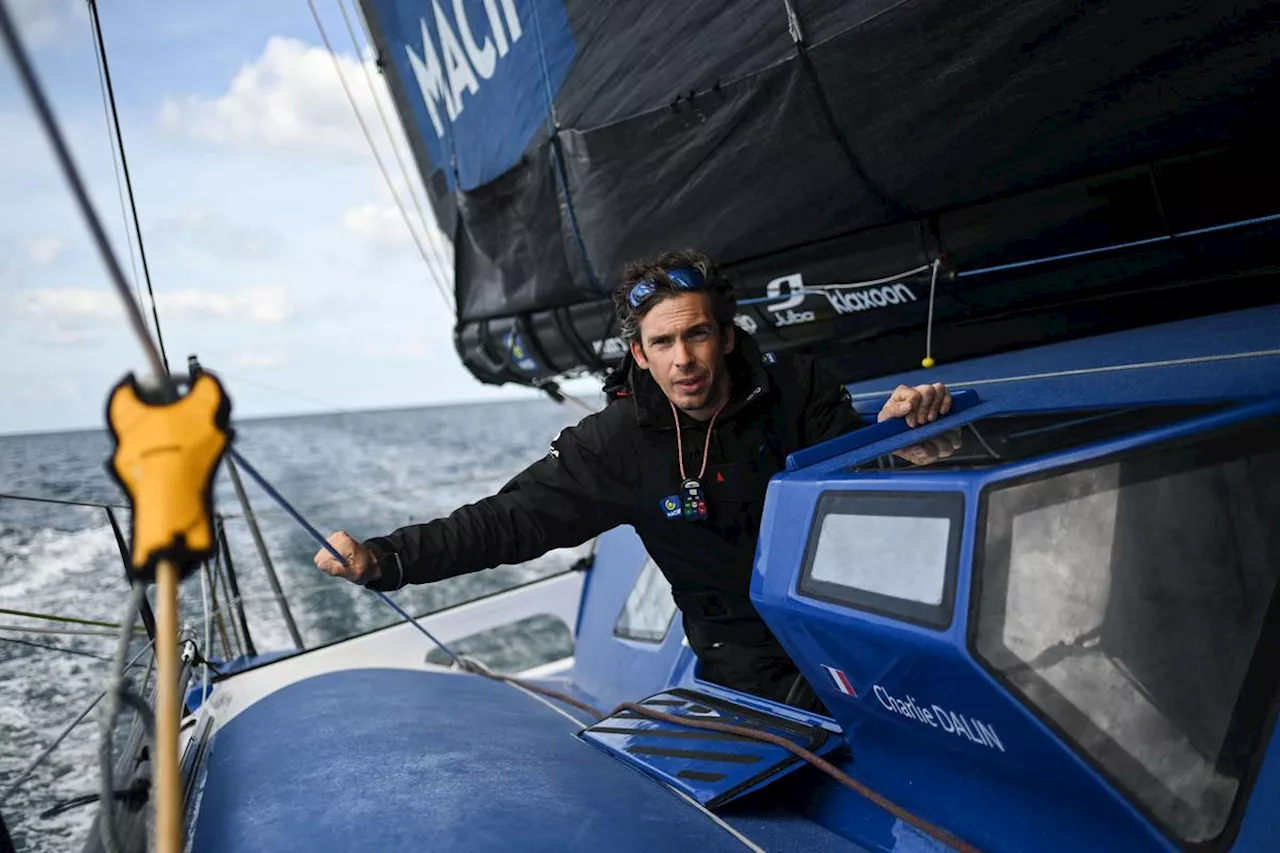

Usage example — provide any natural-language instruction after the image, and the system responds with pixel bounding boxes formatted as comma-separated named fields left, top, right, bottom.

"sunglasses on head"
left=626, top=266, right=708, bottom=309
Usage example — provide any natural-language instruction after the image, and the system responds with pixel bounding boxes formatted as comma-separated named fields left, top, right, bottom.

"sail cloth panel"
left=358, top=0, right=1280, bottom=386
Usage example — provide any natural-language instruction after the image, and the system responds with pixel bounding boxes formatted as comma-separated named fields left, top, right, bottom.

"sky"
left=0, top=0, right=595, bottom=435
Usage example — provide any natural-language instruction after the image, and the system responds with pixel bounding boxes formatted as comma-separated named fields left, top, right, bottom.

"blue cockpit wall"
left=563, top=305, right=1280, bottom=853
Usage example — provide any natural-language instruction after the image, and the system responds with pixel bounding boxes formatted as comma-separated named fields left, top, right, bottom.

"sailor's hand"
left=314, top=531, right=380, bottom=585
left=877, top=382, right=951, bottom=428
left=893, top=429, right=962, bottom=467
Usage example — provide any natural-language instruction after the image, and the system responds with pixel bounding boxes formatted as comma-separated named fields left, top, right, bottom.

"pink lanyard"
left=670, top=398, right=728, bottom=482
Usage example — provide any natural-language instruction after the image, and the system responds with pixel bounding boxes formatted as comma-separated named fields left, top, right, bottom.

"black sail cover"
left=357, top=0, right=1280, bottom=388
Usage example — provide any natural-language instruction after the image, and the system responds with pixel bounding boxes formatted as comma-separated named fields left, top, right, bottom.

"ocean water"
left=0, top=398, right=595, bottom=853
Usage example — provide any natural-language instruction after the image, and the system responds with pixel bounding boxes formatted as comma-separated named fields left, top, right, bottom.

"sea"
left=0, top=397, right=597, bottom=853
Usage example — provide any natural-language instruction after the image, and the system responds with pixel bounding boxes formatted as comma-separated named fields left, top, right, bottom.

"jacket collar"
left=608, top=333, right=775, bottom=430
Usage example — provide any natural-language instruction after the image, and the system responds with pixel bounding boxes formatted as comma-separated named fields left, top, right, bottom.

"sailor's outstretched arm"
left=314, top=406, right=633, bottom=589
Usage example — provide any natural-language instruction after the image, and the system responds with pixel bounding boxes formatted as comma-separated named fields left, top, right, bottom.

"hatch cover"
left=579, top=688, right=842, bottom=808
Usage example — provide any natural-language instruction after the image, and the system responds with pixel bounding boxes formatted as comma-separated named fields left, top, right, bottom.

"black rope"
left=105, top=507, right=157, bottom=640
left=40, top=779, right=149, bottom=820
left=780, top=4, right=910, bottom=221
left=86, top=0, right=169, bottom=375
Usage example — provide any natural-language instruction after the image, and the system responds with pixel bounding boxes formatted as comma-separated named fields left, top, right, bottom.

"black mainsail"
left=356, top=0, right=1280, bottom=388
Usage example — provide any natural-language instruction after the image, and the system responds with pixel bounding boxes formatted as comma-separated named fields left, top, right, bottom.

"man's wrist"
left=362, top=538, right=406, bottom=591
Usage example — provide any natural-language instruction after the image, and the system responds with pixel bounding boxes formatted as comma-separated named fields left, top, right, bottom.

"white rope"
left=847, top=348, right=1280, bottom=400
left=198, top=563, right=212, bottom=706
left=303, top=0, right=455, bottom=313
left=923, top=258, right=941, bottom=368
left=86, top=11, right=146, bottom=338
left=336, top=0, right=456, bottom=311
left=799, top=263, right=931, bottom=294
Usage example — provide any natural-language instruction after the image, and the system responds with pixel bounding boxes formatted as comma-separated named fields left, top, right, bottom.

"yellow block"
left=106, top=372, right=232, bottom=577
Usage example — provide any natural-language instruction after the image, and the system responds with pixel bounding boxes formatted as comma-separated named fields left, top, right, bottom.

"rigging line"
left=303, top=0, right=455, bottom=313
left=0, top=634, right=145, bottom=666
left=337, top=0, right=455, bottom=309
left=528, top=0, right=599, bottom=293
left=617, top=702, right=984, bottom=853
left=734, top=262, right=931, bottom=306
left=198, top=559, right=212, bottom=706
left=85, top=0, right=169, bottom=375
left=0, top=623, right=140, bottom=638
left=86, top=2, right=145, bottom=334
left=845, top=348, right=1280, bottom=400
left=0, top=491, right=129, bottom=511
left=956, top=212, right=1280, bottom=278
left=98, top=583, right=146, bottom=853
left=224, top=447, right=461, bottom=664
left=797, top=263, right=930, bottom=293
left=923, top=258, right=941, bottom=366
left=0, top=637, right=154, bottom=807
left=216, top=369, right=355, bottom=414
left=0, top=606, right=125, bottom=630
left=0, top=0, right=168, bottom=383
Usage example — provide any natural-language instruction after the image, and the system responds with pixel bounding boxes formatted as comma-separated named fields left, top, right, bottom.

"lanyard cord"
left=671, top=398, right=727, bottom=481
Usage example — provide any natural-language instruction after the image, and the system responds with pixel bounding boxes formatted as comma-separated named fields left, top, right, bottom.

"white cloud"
left=16, top=288, right=122, bottom=320
left=11, top=0, right=85, bottom=47
left=25, top=236, right=66, bottom=266
left=159, top=36, right=383, bottom=158
left=14, top=285, right=291, bottom=325
left=157, top=285, right=292, bottom=325
left=342, top=203, right=411, bottom=246
left=149, top=209, right=278, bottom=259
left=30, top=328, right=106, bottom=349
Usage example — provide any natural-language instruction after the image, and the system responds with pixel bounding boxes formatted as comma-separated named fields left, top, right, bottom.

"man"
left=316, top=250, right=950, bottom=711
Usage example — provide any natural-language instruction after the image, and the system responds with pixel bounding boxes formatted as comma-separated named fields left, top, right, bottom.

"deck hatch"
left=579, top=688, right=840, bottom=808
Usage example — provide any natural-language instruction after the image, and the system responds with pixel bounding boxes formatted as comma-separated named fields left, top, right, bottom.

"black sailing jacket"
left=364, top=334, right=862, bottom=698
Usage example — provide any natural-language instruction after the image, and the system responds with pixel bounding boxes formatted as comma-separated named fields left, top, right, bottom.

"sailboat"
left=2, top=1, right=1279, bottom=851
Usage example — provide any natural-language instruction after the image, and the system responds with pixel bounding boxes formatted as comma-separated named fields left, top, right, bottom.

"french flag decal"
left=821, top=665, right=857, bottom=696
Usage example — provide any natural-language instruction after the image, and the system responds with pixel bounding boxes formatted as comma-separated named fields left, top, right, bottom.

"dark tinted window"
left=849, top=404, right=1226, bottom=473
left=425, top=613, right=574, bottom=671
left=615, top=558, right=678, bottom=642
left=973, top=416, right=1280, bottom=842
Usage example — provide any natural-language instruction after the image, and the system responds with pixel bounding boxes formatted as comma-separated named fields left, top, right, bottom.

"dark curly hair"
left=613, top=250, right=737, bottom=346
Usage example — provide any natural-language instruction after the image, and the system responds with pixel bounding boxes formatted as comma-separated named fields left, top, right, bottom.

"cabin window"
left=798, top=491, right=964, bottom=628
left=847, top=404, right=1226, bottom=473
left=614, top=557, right=678, bottom=643
left=424, top=613, right=574, bottom=671
left=973, top=415, right=1280, bottom=843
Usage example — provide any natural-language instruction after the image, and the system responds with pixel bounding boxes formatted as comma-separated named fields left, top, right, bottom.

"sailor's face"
left=631, top=292, right=735, bottom=420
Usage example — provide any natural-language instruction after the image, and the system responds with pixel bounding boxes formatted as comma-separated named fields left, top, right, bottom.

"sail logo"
left=406, top=1, right=524, bottom=138
left=773, top=309, right=815, bottom=327
left=761, top=272, right=918, bottom=323
left=764, top=273, right=815, bottom=327
left=824, top=283, right=917, bottom=315
left=389, top=0, right=576, bottom=190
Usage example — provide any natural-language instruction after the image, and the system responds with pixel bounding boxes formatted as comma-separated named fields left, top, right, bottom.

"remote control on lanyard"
left=681, top=478, right=707, bottom=521
left=670, top=398, right=726, bottom=522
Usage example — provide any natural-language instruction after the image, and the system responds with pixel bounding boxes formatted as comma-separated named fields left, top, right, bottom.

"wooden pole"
left=154, top=560, right=181, bottom=853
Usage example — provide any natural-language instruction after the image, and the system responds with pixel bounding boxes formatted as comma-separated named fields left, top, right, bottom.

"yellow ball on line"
left=921, top=357, right=936, bottom=368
